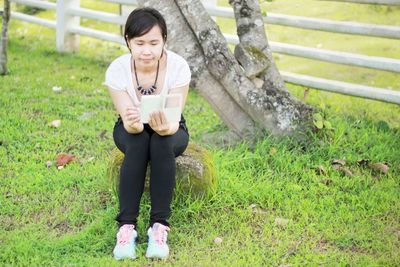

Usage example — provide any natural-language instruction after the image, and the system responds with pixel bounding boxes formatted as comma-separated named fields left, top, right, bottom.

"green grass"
left=1, top=1, right=400, bottom=266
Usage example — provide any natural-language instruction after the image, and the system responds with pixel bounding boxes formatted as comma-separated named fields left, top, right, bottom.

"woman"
left=104, top=7, right=190, bottom=260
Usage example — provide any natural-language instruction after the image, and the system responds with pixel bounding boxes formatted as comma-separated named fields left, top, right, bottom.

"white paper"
left=140, top=94, right=182, bottom=123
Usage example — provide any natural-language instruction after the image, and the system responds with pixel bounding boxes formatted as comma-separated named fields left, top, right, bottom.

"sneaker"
left=145, top=223, right=171, bottom=259
left=113, top=224, right=137, bottom=260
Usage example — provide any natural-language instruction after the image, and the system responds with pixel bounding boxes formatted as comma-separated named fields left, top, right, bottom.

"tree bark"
left=137, top=0, right=257, bottom=138
left=1, top=0, right=10, bottom=75
left=230, top=0, right=313, bottom=134
left=230, top=0, right=281, bottom=85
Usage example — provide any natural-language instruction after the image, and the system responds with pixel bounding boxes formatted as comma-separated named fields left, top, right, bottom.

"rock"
left=107, top=143, right=217, bottom=197
left=49, top=120, right=61, bottom=128
left=214, top=237, right=223, bottom=244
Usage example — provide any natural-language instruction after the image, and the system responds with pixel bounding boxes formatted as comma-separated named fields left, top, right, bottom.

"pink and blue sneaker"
left=145, top=223, right=171, bottom=259
left=113, top=224, right=137, bottom=260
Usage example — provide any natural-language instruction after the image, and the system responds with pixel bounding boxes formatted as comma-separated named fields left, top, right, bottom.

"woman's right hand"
left=123, top=106, right=143, bottom=133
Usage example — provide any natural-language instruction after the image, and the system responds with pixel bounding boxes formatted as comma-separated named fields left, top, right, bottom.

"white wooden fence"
left=6, top=0, right=400, bottom=105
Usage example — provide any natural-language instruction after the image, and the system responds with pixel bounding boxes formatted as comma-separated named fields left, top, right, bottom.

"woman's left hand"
left=148, top=111, right=171, bottom=136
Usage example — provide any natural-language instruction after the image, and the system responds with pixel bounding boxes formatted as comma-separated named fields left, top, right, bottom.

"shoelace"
left=117, top=224, right=135, bottom=245
left=152, top=223, right=170, bottom=245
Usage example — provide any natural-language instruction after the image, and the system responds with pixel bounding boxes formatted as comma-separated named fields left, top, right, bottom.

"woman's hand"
left=123, top=106, right=143, bottom=133
left=149, top=111, right=177, bottom=136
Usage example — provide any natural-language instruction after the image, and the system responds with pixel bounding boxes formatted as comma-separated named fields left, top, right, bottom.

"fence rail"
left=8, top=0, right=400, bottom=105
left=224, top=34, right=400, bottom=73
left=11, top=11, right=56, bottom=28
left=281, top=71, right=400, bottom=104
left=67, top=6, right=125, bottom=25
left=203, top=4, right=400, bottom=39
left=12, top=0, right=56, bottom=10
left=319, top=0, right=400, bottom=6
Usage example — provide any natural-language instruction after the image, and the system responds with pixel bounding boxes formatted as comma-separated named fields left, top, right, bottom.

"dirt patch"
left=315, top=239, right=330, bottom=253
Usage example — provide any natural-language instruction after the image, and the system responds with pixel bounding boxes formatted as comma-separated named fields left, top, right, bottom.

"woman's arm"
left=107, top=87, right=144, bottom=134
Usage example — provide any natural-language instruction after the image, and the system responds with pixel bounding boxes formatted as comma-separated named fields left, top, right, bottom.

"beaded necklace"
left=133, top=59, right=160, bottom=95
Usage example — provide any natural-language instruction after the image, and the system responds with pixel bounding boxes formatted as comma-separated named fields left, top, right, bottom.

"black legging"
left=113, top=117, right=189, bottom=229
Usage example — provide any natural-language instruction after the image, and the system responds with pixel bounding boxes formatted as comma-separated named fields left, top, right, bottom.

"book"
left=140, top=94, right=182, bottom=123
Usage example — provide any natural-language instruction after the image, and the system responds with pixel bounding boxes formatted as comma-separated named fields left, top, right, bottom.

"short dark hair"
left=124, top=7, right=167, bottom=51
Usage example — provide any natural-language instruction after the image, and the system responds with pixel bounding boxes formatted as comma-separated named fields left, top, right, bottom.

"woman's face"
left=127, top=25, right=165, bottom=67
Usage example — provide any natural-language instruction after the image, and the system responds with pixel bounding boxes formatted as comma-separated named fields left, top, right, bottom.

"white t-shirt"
left=103, top=49, right=191, bottom=107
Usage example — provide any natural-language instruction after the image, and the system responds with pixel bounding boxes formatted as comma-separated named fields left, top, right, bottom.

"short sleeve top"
left=103, top=49, right=191, bottom=107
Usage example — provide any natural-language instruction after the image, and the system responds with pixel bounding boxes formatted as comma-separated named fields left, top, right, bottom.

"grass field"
left=1, top=1, right=399, bottom=266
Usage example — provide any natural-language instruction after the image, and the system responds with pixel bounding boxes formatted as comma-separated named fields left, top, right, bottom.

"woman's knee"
left=128, top=131, right=150, bottom=147
left=116, top=129, right=150, bottom=152
left=150, top=134, right=173, bottom=153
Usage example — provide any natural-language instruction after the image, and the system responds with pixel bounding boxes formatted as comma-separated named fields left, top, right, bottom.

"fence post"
left=202, top=0, right=217, bottom=21
left=56, top=0, right=80, bottom=52
left=120, top=4, right=135, bottom=36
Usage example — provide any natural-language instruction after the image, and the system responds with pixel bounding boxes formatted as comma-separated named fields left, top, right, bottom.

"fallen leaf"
left=315, top=165, right=326, bottom=175
left=340, top=167, right=353, bottom=177
left=357, top=159, right=370, bottom=166
left=314, top=120, right=323, bottom=129
left=56, top=153, right=76, bottom=168
left=332, top=159, right=346, bottom=166
left=313, top=113, right=323, bottom=121
left=214, top=237, right=223, bottom=244
left=49, top=120, right=61, bottom=128
left=248, top=204, right=257, bottom=209
left=368, top=163, right=389, bottom=174
left=248, top=204, right=268, bottom=215
left=253, top=208, right=268, bottom=215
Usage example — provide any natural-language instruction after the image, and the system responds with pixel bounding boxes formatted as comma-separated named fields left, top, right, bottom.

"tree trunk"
left=229, top=0, right=313, bottom=134
left=136, top=0, right=313, bottom=137
left=1, top=0, right=11, bottom=75
left=137, top=0, right=257, bottom=138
